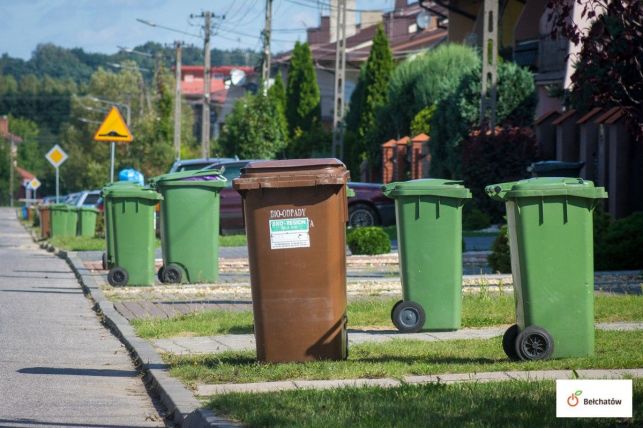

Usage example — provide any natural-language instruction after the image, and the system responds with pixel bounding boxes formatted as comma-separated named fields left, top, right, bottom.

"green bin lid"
left=486, top=177, right=607, bottom=200
left=382, top=179, right=472, bottom=199
left=105, top=186, right=163, bottom=201
left=150, top=169, right=226, bottom=188
left=49, top=204, right=71, bottom=211
left=79, top=206, right=99, bottom=213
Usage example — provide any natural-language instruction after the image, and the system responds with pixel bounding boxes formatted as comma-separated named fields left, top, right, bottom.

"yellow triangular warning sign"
left=93, top=106, right=133, bottom=143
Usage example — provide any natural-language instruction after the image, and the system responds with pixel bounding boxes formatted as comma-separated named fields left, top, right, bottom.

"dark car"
left=169, top=157, right=238, bottom=173
left=202, top=159, right=395, bottom=233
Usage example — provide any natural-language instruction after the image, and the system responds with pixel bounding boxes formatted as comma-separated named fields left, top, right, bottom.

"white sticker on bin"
left=269, top=217, right=310, bottom=250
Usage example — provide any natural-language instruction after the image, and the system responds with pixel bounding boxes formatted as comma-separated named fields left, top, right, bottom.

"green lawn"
left=49, top=235, right=106, bottom=251
left=219, top=234, right=247, bottom=247
left=132, top=294, right=642, bottom=339
left=165, top=330, right=643, bottom=385
left=206, top=380, right=642, bottom=427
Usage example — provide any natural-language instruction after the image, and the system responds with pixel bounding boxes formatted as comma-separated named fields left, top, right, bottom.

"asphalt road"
left=0, top=208, right=164, bottom=427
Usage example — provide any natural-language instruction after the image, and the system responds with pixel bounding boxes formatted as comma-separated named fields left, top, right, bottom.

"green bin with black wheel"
left=383, top=179, right=471, bottom=332
left=486, top=178, right=607, bottom=360
left=49, top=204, right=73, bottom=237
left=101, top=182, right=142, bottom=270
left=104, top=185, right=162, bottom=286
left=150, top=169, right=226, bottom=284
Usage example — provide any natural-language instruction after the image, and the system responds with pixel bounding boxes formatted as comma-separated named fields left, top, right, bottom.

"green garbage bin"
left=105, top=186, right=162, bottom=286
left=77, top=207, right=99, bottom=237
left=66, top=206, right=79, bottom=237
left=383, top=179, right=471, bottom=332
left=150, top=169, right=226, bottom=284
left=101, top=182, right=142, bottom=270
left=50, top=204, right=73, bottom=237
left=486, top=178, right=607, bottom=360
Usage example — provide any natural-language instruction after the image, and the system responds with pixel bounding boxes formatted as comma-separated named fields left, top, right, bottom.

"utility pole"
left=190, top=11, right=218, bottom=158
left=174, top=41, right=183, bottom=160
left=261, top=0, right=273, bottom=92
left=480, top=0, right=498, bottom=130
left=332, top=0, right=347, bottom=159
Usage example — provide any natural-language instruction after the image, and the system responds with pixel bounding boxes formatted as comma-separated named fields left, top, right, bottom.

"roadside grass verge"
left=219, top=234, right=247, bottom=247
left=205, top=379, right=642, bottom=427
left=165, top=330, right=643, bottom=385
left=49, top=235, right=106, bottom=251
left=132, top=294, right=641, bottom=339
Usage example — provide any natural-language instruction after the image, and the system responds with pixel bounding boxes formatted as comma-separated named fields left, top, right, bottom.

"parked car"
left=169, top=157, right=238, bottom=173
left=201, top=159, right=395, bottom=233
left=64, top=190, right=102, bottom=208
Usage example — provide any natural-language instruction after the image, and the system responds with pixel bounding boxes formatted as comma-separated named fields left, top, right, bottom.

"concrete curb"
left=195, top=368, right=643, bottom=396
left=60, top=251, right=241, bottom=427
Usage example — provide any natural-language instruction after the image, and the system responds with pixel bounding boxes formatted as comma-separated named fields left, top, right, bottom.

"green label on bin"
left=269, top=218, right=310, bottom=249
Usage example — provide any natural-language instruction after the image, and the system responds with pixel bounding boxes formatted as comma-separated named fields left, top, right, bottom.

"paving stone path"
left=0, top=209, right=165, bottom=427
left=151, top=322, right=643, bottom=356
left=194, top=368, right=643, bottom=396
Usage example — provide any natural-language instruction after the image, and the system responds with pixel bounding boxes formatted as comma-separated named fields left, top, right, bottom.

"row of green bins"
left=150, top=169, right=226, bottom=284
left=383, top=179, right=471, bottom=332
left=77, top=207, right=99, bottom=237
left=486, top=178, right=607, bottom=361
left=103, top=184, right=162, bottom=286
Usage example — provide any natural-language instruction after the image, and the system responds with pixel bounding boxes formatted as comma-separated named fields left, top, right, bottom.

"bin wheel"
left=107, top=267, right=129, bottom=287
left=392, top=301, right=426, bottom=333
left=161, top=264, right=183, bottom=284
left=101, top=252, right=108, bottom=270
left=390, top=300, right=403, bottom=325
left=515, top=326, right=554, bottom=361
left=502, top=324, right=521, bottom=361
left=157, top=266, right=165, bottom=283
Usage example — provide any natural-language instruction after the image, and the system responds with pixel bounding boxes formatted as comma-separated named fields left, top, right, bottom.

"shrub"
left=463, top=205, right=491, bottom=231
left=593, top=205, right=611, bottom=270
left=598, top=212, right=643, bottom=270
left=488, top=225, right=511, bottom=273
left=461, top=127, right=539, bottom=223
left=347, top=227, right=391, bottom=255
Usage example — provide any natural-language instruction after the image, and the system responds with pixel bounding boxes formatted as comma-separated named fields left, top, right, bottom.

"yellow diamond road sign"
left=46, top=144, right=68, bottom=168
left=28, top=178, right=41, bottom=190
left=93, top=106, right=133, bottom=143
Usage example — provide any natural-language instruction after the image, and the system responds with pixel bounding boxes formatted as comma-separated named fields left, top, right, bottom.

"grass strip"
left=132, top=294, right=642, bottom=339
left=165, top=330, right=643, bottom=385
left=49, top=235, right=106, bottom=251
left=206, top=379, right=642, bottom=427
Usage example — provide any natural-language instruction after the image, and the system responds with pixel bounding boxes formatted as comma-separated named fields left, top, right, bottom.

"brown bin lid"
left=233, top=158, right=350, bottom=190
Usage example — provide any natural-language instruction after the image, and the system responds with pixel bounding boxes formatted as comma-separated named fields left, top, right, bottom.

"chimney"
left=330, top=0, right=357, bottom=43
left=0, top=116, right=8, bottom=137
left=395, top=0, right=407, bottom=10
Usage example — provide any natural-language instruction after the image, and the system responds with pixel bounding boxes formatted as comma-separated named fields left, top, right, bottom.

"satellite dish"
left=416, top=10, right=431, bottom=30
left=230, top=69, right=247, bottom=87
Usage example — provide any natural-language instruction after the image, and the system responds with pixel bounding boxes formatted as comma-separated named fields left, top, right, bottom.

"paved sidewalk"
left=152, top=322, right=643, bottom=355
left=194, top=368, right=643, bottom=396
left=0, top=209, right=164, bottom=427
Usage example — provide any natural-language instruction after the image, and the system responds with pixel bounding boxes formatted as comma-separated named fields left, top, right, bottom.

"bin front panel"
left=111, top=197, right=157, bottom=286
left=67, top=208, right=79, bottom=237
left=395, top=195, right=463, bottom=330
left=159, top=184, right=220, bottom=283
left=49, top=206, right=70, bottom=237
left=39, top=207, right=51, bottom=239
left=78, top=209, right=98, bottom=237
left=244, top=184, right=348, bottom=362
left=508, top=195, right=596, bottom=358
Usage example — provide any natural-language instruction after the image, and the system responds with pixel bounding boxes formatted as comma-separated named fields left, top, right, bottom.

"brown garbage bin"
left=233, top=159, right=350, bottom=363
left=39, top=206, right=51, bottom=239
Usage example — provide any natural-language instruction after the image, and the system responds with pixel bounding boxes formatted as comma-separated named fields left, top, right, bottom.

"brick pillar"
left=395, top=137, right=410, bottom=181
left=381, top=139, right=397, bottom=184
left=410, top=133, right=430, bottom=179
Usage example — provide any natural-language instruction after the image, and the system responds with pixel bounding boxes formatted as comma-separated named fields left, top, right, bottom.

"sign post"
left=45, top=145, right=68, bottom=203
left=27, top=177, right=41, bottom=204
left=93, top=106, right=133, bottom=182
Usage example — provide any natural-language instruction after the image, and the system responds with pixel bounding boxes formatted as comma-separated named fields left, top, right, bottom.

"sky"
left=0, top=0, right=396, bottom=59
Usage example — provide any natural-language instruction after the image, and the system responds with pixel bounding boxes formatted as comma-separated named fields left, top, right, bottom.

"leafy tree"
left=548, top=0, right=642, bottom=140
left=429, top=60, right=536, bottom=178
left=410, top=105, right=436, bottom=137
left=219, top=94, right=288, bottom=160
left=345, top=25, right=394, bottom=174
left=268, top=71, right=287, bottom=114
left=285, top=42, right=321, bottom=156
